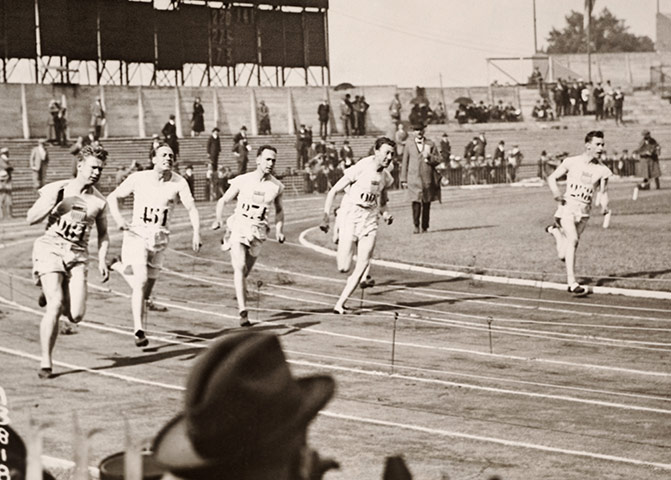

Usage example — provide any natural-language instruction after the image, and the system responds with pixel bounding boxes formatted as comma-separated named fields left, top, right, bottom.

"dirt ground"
left=0, top=187, right=670, bottom=480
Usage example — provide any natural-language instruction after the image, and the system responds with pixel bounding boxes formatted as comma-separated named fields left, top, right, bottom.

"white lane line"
left=4, top=259, right=671, bottom=374
left=1, top=345, right=670, bottom=471
left=321, top=412, right=671, bottom=471
left=299, top=226, right=671, bottom=300
left=160, top=269, right=671, bottom=367
left=4, top=294, right=671, bottom=413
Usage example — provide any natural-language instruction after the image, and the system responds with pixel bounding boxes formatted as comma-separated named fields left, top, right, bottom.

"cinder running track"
left=1, top=189, right=669, bottom=480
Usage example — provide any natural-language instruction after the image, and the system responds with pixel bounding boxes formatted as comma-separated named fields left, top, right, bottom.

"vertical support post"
left=34, top=0, right=42, bottom=84
left=487, top=317, right=494, bottom=354
left=212, top=88, right=219, bottom=129
left=137, top=87, right=146, bottom=138
left=99, top=86, right=108, bottom=139
left=250, top=89, right=258, bottom=135
left=174, top=86, right=182, bottom=137
left=287, top=89, right=295, bottom=135
left=21, top=83, right=30, bottom=139
left=390, top=313, right=398, bottom=375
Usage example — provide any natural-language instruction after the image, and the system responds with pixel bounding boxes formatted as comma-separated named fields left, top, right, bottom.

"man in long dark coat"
left=401, top=125, right=441, bottom=233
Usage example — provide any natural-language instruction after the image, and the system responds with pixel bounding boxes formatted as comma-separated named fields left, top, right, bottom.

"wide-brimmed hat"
left=152, top=332, right=335, bottom=472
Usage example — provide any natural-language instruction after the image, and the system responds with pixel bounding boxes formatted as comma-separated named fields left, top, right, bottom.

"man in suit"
left=29, top=139, right=49, bottom=190
left=207, top=127, right=221, bottom=171
left=232, top=126, right=249, bottom=175
left=296, top=124, right=311, bottom=169
left=340, top=94, right=352, bottom=137
left=161, top=114, right=180, bottom=162
left=317, top=98, right=330, bottom=140
left=90, top=97, right=106, bottom=139
left=401, top=125, right=441, bottom=233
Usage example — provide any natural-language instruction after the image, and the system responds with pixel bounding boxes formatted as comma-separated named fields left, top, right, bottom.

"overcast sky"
left=327, top=0, right=664, bottom=87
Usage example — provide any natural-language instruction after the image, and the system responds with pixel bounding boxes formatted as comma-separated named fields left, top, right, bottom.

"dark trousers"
left=412, top=201, right=430, bottom=230
left=319, top=120, right=328, bottom=139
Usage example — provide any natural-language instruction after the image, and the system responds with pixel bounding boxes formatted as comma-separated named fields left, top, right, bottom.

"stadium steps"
left=3, top=134, right=381, bottom=214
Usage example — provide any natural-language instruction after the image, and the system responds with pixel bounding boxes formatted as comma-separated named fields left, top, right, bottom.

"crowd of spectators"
left=455, top=100, right=522, bottom=124
left=547, top=78, right=625, bottom=124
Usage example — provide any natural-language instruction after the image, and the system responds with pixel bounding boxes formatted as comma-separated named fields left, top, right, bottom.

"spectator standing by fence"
left=257, top=100, right=271, bottom=135
left=47, top=99, right=61, bottom=144
left=340, top=94, right=352, bottom=137
left=439, top=133, right=451, bottom=163
left=191, top=97, right=205, bottom=137
left=355, top=95, right=370, bottom=135
left=389, top=93, right=402, bottom=127
left=593, top=82, right=604, bottom=120
left=507, top=145, right=524, bottom=182
left=90, top=97, right=106, bottom=139
left=296, top=124, right=311, bottom=169
left=162, top=115, right=180, bottom=162
left=207, top=127, right=221, bottom=171
left=232, top=126, right=250, bottom=175
left=634, top=130, right=661, bottom=190
left=317, top=98, right=330, bottom=139
left=0, top=147, right=13, bottom=219
left=30, top=139, right=49, bottom=190
left=614, top=87, right=625, bottom=126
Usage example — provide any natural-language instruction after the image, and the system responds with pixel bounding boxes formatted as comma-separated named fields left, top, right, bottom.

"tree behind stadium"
left=545, top=8, right=654, bottom=54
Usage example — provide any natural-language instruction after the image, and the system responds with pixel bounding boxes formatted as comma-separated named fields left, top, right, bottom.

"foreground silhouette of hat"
left=153, top=332, right=335, bottom=473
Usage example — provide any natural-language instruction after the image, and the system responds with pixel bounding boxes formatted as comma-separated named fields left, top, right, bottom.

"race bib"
left=54, top=218, right=87, bottom=243
left=359, top=191, right=378, bottom=205
left=140, top=206, right=170, bottom=227
left=240, top=193, right=268, bottom=221
left=566, top=181, right=594, bottom=204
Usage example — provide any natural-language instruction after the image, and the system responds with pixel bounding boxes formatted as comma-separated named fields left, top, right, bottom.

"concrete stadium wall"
left=0, top=83, right=523, bottom=140
left=546, top=52, right=671, bottom=89
left=0, top=84, right=25, bottom=138
left=105, top=86, right=142, bottom=137
left=253, top=87, right=290, bottom=134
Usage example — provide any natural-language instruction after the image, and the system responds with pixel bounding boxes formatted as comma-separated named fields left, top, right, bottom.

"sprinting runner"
left=212, top=145, right=285, bottom=326
left=546, top=130, right=612, bottom=295
left=26, top=145, right=110, bottom=379
left=107, top=144, right=201, bottom=347
left=321, top=137, right=395, bottom=313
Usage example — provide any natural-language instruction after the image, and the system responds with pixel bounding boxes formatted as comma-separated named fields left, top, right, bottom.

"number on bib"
left=360, top=192, right=377, bottom=204
left=142, top=207, right=169, bottom=227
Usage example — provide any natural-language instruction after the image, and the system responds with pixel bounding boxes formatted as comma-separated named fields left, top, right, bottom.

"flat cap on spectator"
left=642, top=130, right=650, bottom=136
left=0, top=147, right=8, bottom=154
left=151, top=134, right=160, bottom=139
left=212, top=127, right=219, bottom=132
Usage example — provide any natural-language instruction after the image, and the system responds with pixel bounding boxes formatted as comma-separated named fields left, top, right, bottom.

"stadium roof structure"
left=0, top=0, right=331, bottom=87
left=168, top=0, right=328, bottom=9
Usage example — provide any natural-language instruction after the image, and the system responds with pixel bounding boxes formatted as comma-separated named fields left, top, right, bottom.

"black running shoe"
left=359, top=276, right=376, bottom=289
left=567, top=283, right=587, bottom=295
left=38, top=367, right=54, bottom=379
left=239, top=310, right=251, bottom=327
left=134, top=329, right=149, bottom=347
left=146, top=298, right=168, bottom=312
left=59, top=320, right=78, bottom=335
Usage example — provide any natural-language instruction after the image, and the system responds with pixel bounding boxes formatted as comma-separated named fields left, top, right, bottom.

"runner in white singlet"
left=212, top=145, right=285, bottom=326
left=26, top=145, right=110, bottom=379
left=321, top=137, right=395, bottom=314
left=546, top=130, right=612, bottom=294
left=107, top=144, right=201, bottom=347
